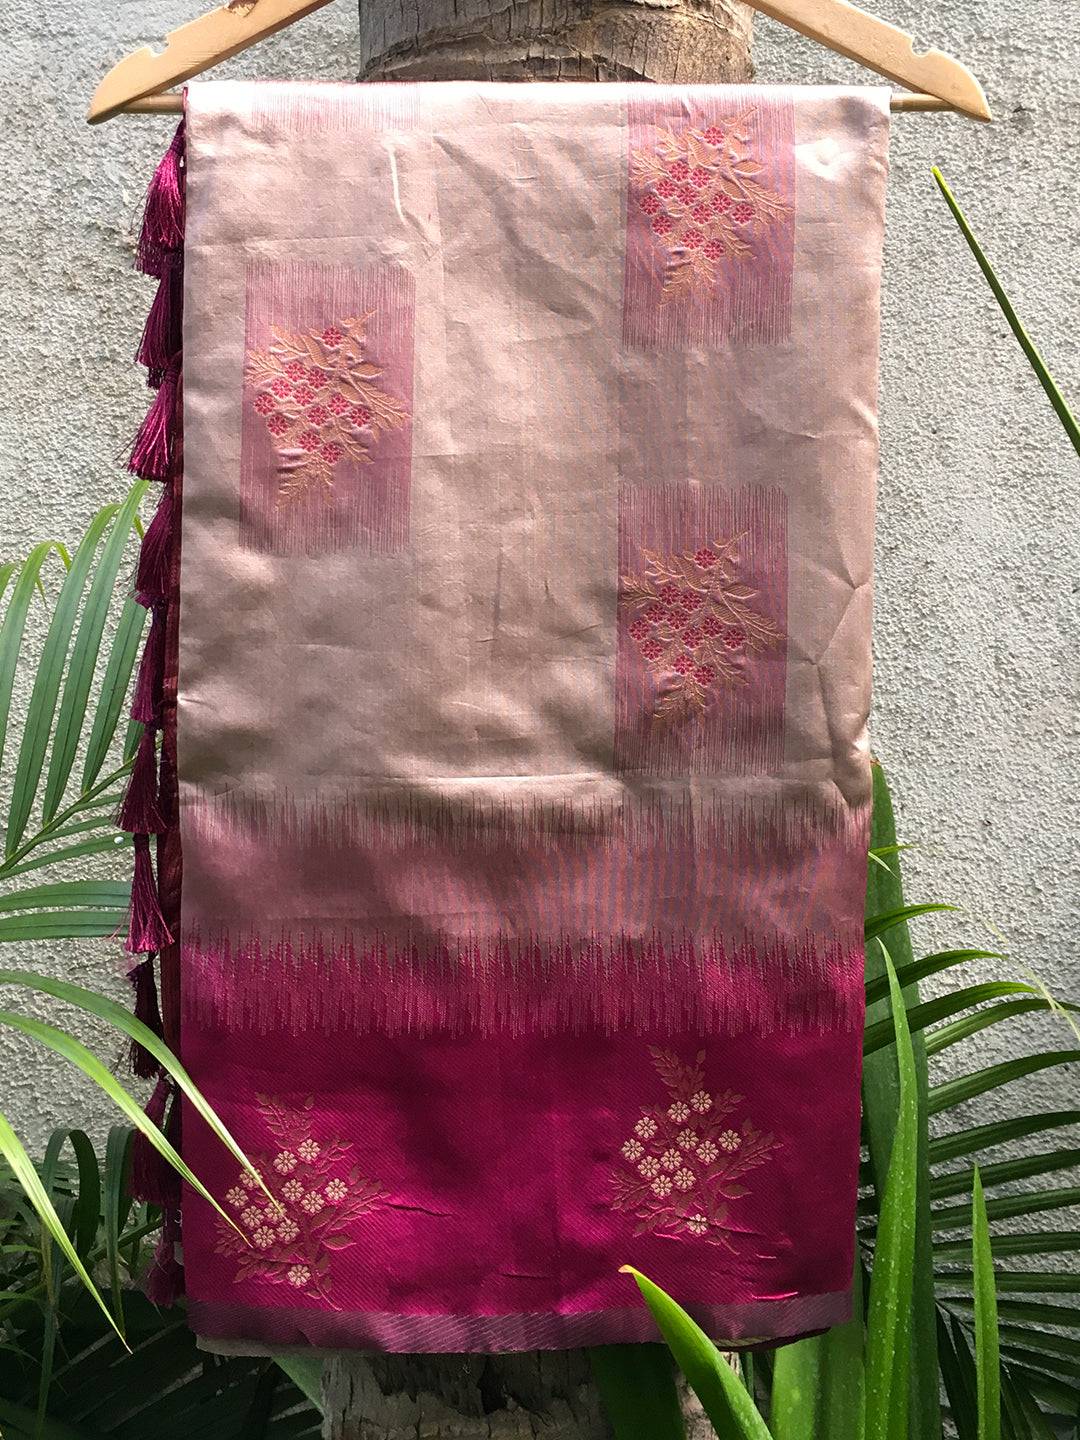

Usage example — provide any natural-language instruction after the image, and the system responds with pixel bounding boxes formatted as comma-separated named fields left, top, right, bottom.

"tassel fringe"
left=136, top=119, right=186, bottom=277
left=127, top=120, right=186, bottom=1303
left=131, top=605, right=167, bottom=726
left=143, top=1209, right=185, bottom=1307
left=126, top=835, right=172, bottom=954
left=135, top=485, right=175, bottom=602
left=117, top=727, right=166, bottom=836
left=128, top=369, right=179, bottom=483
left=127, top=956, right=165, bottom=1079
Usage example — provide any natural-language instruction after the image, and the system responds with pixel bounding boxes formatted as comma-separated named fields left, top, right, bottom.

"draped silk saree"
left=120, top=80, right=890, bottom=1353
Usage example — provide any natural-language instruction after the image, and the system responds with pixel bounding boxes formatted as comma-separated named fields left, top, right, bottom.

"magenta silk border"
left=190, top=1290, right=852, bottom=1352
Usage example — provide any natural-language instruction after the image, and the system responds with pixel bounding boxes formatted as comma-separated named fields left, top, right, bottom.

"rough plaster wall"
left=0, top=2, right=1075, bottom=1152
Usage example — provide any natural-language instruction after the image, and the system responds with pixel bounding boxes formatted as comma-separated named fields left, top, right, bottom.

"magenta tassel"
left=136, top=120, right=186, bottom=277
left=135, top=256, right=182, bottom=378
left=127, top=957, right=164, bottom=1079
left=131, top=605, right=166, bottom=726
left=143, top=1210, right=184, bottom=1307
left=129, top=1075, right=172, bottom=1202
left=126, top=834, right=172, bottom=955
left=117, top=727, right=166, bottom=836
left=128, top=370, right=178, bottom=484
left=135, top=484, right=174, bottom=601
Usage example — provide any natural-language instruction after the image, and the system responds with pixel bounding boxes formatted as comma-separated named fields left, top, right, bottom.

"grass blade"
left=865, top=902, right=957, bottom=943
left=0, top=911, right=127, bottom=941
left=620, top=1267, right=772, bottom=1439
left=0, top=832, right=132, bottom=881
left=926, top=1000, right=1079, bottom=1057
left=0, top=1112, right=122, bottom=1345
left=81, top=595, right=147, bottom=792
left=0, top=1010, right=240, bottom=1233
left=103, top=1126, right=133, bottom=1335
left=0, top=542, right=66, bottom=777
left=771, top=1257, right=865, bottom=1440
left=0, top=881, right=132, bottom=915
left=864, top=950, right=1005, bottom=1007
left=590, top=1344, right=686, bottom=1439
left=932, top=1149, right=1080, bottom=1201
left=864, top=946, right=918, bottom=1440
left=38, top=482, right=147, bottom=832
left=930, top=1112, right=1080, bottom=1167
left=0, top=970, right=265, bottom=1202
left=930, top=1054, right=1080, bottom=1117
left=933, top=169, right=1080, bottom=458
left=972, top=1169, right=1001, bottom=1440
left=3, top=506, right=119, bottom=858
left=864, top=982, right=1039, bottom=1056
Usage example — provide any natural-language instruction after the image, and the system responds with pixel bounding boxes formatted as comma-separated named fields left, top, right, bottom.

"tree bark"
left=331, top=6, right=754, bottom=1434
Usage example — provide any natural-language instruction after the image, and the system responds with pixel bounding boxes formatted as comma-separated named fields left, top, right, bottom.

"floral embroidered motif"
left=245, top=313, right=409, bottom=509
left=611, top=1048, right=778, bottom=1247
left=630, top=111, right=791, bottom=305
left=214, top=1094, right=385, bottom=1306
left=619, top=533, right=783, bottom=725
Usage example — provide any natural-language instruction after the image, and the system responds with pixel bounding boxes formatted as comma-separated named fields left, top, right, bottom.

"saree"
left=120, top=80, right=890, bottom=1353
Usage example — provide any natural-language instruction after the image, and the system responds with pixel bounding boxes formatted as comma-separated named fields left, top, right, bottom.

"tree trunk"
left=329, top=7, right=754, bottom=1434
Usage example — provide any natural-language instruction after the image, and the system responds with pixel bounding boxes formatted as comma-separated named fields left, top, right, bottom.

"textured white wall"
left=0, top=0, right=1076, bottom=1145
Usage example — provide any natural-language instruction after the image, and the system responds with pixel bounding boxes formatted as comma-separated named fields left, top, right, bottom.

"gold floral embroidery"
left=245, top=314, right=409, bottom=508
left=215, top=1095, right=385, bottom=1306
left=630, top=111, right=791, bottom=304
left=611, top=1047, right=778, bottom=1247
left=619, top=533, right=783, bottom=725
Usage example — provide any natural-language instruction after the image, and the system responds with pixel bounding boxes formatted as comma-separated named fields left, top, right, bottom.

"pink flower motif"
left=322, top=325, right=344, bottom=347
left=325, top=1178, right=348, bottom=1204
left=292, top=383, right=316, bottom=406
left=712, top=192, right=734, bottom=214
left=690, top=203, right=712, bottom=225
left=277, top=1218, right=300, bottom=1242
left=320, top=441, right=343, bottom=464
left=273, top=1151, right=297, bottom=1175
left=298, top=429, right=322, bottom=453
left=678, top=589, right=702, bottom=612
left=695, top=548, right=717, bottom=569
left=694, top=664, right=716, bottom=685
left=639, top=193, right=662, bottom=216
left=300, top=1190, right=325, bottom=1215
left=701, top=614, right=724, bottom=637
left=304, top=368, right=325, bottom=388
left=659, top=584, right=682, bottom=604
left=351, top=405, right=373, bottom=428
left=644, top=603, right=667, bottom=624
left=287, top=1264, right=311, bottom=1288
left=252, top=1225, right=276, bottom=1250
left=328, top=392, right=351, bottom=415
left=254, top=392, right=276, bottom=416
left=681, top=229, right=704, bottom=251
left=703, top=239, right=724, bottom=261
left=284, top=360, right=307, bottom=381
left=690, top=166, right=711, bottom=189
left=674, top=1167, right=696, bottom=1192
left=282, top=1178, right=304, bottom=1202
left=652, top=215, right=673, bottom=237
left=732, top=201, right=755, bottom=225
left=297, top=1139, right=321, bottom=1162
left=722, top=627, right=747, bottom=651
left=270, top=377, right=292, bottom=399
left=655, top=177, right=678, bottom=199
left=640, top=638, right=664, bottom=660
left=267, top=413, right=290, bottom=436
left=677, top=184, right=697, bottom=205
left=673, top=654, right=695, bottom=676
left=307, top=404, right=331, bottom=426
left=687, top=1213, right=709, bottom=1236
left=702, top=125, right=725, bottom=145
left=628, top=618, right=650, bottom=641
left=669, top=159, right=690, bottom=182
left=681, top=626, right=703, bottom=649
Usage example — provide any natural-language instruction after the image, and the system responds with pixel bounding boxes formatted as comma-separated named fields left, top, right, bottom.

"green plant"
left=0, top=1133, right=323, bottom=1439
left=0, top=490, right=266, bottom=1384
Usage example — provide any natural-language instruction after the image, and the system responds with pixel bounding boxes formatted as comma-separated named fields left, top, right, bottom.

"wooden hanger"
left=88, top=0, right=991, bottom=124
